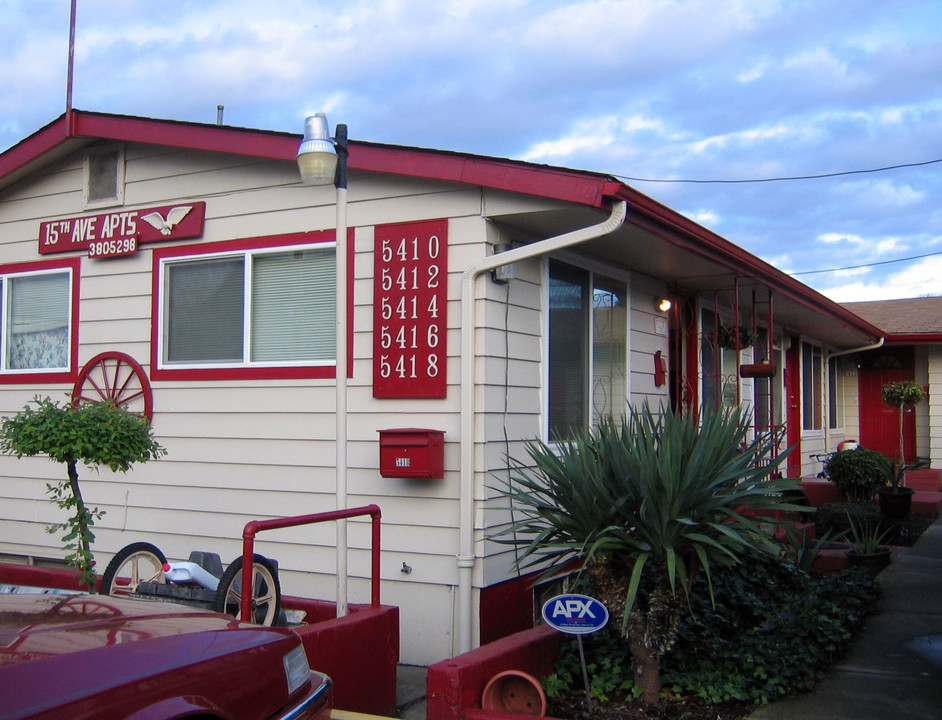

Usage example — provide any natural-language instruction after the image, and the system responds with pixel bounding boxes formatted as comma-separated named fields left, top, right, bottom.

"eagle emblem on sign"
left=140, top=206, right=193, bottom=236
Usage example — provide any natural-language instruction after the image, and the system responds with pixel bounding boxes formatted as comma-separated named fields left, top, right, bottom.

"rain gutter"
left=456, top=198, right=628, bottom=654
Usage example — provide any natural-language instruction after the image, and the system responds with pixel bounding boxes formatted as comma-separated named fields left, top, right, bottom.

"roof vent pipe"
left=216, top=105, right=224, bottom=125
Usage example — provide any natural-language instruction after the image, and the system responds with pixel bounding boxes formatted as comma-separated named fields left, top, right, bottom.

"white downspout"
left=456, top=199, right=628, bottom=654
left=823, top=337, right=885, bottom=452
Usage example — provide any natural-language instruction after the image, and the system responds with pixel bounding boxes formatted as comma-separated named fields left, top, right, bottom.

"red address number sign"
left=373, top=219, right=448, bottom=398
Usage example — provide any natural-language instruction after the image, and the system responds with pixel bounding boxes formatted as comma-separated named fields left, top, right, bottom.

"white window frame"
left=156, top=240, right=336, bottom=373
left=801, top=340, right=824, bottom=433
left=828, top=355, right=846, bottom=430
left=0, top=265, right=75, bottom=376
left=543, top=257, right=630, bottom=440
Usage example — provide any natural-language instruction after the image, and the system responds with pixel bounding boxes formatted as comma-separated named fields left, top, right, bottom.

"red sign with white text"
left=39, top=202, right=207, bottom=257
left=373, top=219, right=448, bottom=398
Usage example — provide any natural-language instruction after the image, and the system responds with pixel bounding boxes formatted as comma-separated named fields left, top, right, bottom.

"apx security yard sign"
left=541, top=594, right=609, bottom=635
left=541, top=594, right=610, bottom=711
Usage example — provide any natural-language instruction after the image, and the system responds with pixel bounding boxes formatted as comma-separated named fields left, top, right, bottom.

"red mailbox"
left=379, top=428, right=445, bottom=479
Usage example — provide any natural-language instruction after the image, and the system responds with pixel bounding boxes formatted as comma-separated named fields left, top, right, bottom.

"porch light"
left=297, top=113, right=340, bottom=185
left=655, top=297, right=672, bottom=313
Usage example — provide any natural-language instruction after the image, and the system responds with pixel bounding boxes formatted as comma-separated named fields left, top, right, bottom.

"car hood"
left=0, top=593, right=311, bottom=720
left=0, top=593, right=245, bottom=666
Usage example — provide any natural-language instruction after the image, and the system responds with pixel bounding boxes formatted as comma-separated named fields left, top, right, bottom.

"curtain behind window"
left=166, top=257, right=244, bottom=363
left=252, top=248, right=335, bottom=362
left=5, top=273, right=70, bottom=370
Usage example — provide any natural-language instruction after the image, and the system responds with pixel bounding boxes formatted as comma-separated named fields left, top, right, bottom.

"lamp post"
left=298, top=113, right=350, bottom=617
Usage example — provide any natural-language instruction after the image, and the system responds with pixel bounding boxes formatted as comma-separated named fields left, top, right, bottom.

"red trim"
left=0, top=110, right=885, bottom=344
left=0, top=256, right=81, bottom=384
left=3, top=111, right=616, bottom=209
left=479, top=575, right=536, bottom=645
left=882, top=333, right=942, bottom=344
left=684, top=298, right=700, bottom=414
left=150, top=229, right=353, bottom=382
left=0, top=116, right=69, bottom=181
left=615, top=187, right=884, bottom=340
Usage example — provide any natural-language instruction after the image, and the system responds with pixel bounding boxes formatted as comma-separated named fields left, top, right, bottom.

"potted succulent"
left=843, top=511, right=896, bottom=575
left=880, top=380, right=926, bottom=484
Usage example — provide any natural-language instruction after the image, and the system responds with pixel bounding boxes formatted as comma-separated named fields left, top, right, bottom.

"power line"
left=791, top=249, right=942, bottom=277
left=615, top=157, right=942, bottom=185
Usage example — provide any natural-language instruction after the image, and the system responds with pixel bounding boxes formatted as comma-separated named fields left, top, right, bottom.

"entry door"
left=858, top=347, right=915, bottom=462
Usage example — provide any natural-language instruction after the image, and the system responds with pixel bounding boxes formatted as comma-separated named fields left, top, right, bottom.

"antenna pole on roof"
left=66, top=0, right=77, bottom=135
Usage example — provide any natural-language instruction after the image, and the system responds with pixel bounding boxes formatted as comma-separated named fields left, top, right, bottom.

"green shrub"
left=544, top=551, right=879, bottom=705
left=0, top=396, right=165, bottom=589
left=824, top=448, right=887, bottom=503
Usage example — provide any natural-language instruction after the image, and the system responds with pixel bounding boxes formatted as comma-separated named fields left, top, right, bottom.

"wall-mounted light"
left=655, top=297, right=672, bottom=313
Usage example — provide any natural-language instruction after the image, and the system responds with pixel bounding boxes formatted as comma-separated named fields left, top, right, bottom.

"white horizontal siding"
left=0, top=138, right=674, bottom=663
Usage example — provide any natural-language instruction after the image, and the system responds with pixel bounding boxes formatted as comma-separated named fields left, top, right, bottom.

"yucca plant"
left=495, top=404, right=801, bottom=705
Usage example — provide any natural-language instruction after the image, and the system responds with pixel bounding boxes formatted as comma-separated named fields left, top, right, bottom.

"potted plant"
left=823, top=447, right=886, bottom=503
left=0, top=396, right=165, bottom=590
left=881, top=380, right=926, bottom=485
left=843, top=511, right=896, bottom=575
left=874, top=452, right=915, bottom=519
left=716, top=323, right=756, bottom=351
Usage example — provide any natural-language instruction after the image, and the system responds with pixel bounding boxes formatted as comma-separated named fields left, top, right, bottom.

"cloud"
left=1, top=0, right=941, bottom=304
left=818, top=257, right=942, bottom=302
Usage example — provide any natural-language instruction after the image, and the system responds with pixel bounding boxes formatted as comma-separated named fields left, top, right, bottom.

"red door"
left=858, top=347, right=916, bottom=462
left=785, top=337, right=802, bottom=478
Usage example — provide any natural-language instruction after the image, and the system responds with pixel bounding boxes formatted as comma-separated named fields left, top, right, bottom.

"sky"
left=1, top=0, right=940, bottom=303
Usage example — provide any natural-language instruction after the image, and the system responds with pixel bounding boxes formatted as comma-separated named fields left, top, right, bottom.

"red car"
left=0, top=592, right=332, bottom=720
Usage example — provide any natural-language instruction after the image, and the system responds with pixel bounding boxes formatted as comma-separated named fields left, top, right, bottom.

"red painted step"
left=906, top=468, right=941, bottom=492
left=913, top=492, right=942, bottom=516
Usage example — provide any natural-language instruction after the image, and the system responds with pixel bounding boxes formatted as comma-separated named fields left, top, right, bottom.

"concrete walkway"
left=750, top=513, right=942, bottom=720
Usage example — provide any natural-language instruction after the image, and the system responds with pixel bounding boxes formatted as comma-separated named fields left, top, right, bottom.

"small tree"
left=881, top=380, right=926, bottom=485
left=0, top=396, right=165, bottom=590
left=495, top=404, right=800, bottom=705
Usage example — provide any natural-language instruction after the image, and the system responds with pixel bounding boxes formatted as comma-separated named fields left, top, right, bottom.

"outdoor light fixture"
left=297, top=113, right=340, bottom=185
left=655, top=297, right=672, bottom=312
left=297, top=112, right=350, bottom=618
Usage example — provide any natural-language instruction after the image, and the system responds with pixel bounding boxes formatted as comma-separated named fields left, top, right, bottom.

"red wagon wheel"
left=72, top=351, right=154, bottom=422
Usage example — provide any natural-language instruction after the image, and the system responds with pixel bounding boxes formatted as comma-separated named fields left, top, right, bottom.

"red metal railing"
left=240, top=504, right=382, bottom=623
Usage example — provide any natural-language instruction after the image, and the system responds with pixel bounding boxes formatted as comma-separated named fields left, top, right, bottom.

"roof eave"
left=608, top=185, right=883, bottom=343
left=0, top=110, right=882, bottom=345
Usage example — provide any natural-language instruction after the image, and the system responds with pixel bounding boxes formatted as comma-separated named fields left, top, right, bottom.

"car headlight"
left=283, top=644, right=312, bottom=695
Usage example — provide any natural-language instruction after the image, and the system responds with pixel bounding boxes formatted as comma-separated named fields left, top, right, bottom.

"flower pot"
left=481, top=670, right=546, bottom=715
left=740, top=363, right=777, bottom=378
left=847, top=548, right=892, bottom=575
left=877, top=486, right=915, bottom=519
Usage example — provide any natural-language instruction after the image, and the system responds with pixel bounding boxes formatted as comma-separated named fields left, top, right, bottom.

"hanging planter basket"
left=716, top=324, right=757, bottom=351
left=740, top=362, right=777, bottom=378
